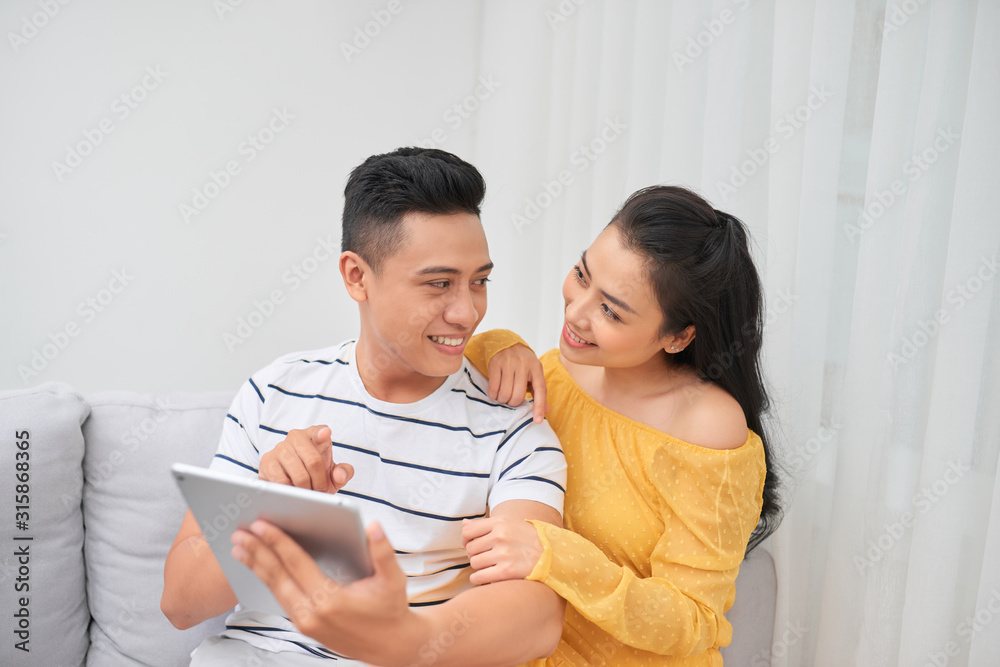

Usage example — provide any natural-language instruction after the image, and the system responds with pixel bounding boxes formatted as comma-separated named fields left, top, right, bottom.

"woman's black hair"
left=611, top=185, right=781, bottom=553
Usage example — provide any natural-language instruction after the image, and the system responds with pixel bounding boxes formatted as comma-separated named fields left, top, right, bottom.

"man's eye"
left=429, top=281, right=449, bottom=288
left=474, top=277, right=491, bottom=286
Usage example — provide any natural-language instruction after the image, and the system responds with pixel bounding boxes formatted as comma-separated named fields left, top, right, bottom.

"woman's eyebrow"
left=602, top=289, right=635, bottom=315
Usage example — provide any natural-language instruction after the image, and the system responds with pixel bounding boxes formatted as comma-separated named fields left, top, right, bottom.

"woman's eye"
left=573, top=265, right=585, bottom=284
left=601, top=304, right=621, bottom=322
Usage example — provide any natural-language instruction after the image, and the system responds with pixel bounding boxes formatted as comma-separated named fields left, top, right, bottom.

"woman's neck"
left=606, top=352, right=690, bottom=399
left=566, top=349, right=692, bottom=405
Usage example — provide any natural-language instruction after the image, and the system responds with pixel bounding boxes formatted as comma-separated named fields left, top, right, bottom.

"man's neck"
left=354, top=337, right=449, bottom=404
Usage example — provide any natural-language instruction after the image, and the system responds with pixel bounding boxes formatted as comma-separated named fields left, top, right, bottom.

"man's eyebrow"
left=581, top=251, right=636, bottom=315
left=417, top=262, right=494, bottom=276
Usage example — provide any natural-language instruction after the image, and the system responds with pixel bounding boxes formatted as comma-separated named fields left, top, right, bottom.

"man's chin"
left=418, top=355, right=466, bottom=378
left=438, top=356, right=466, bottom=376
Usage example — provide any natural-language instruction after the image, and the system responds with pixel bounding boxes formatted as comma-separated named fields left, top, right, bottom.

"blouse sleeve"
left=463, top=329, right=532, bottom=377
left=525, top=442, right=765, bottom=657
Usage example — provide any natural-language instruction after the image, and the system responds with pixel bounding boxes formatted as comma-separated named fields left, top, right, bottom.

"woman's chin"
left=559, top=337, right=599, bottom=364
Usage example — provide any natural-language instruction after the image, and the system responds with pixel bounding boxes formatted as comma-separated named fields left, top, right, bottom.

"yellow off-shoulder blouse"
left=465, top=331, right=766, bottom=666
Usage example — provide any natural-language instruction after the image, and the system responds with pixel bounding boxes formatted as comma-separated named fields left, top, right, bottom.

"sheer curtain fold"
left=476, top=1, right=998, bottom=663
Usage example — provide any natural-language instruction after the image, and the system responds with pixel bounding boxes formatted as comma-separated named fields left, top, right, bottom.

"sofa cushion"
left=0, top=383, right=90, bottom=667
left=720, top=545, right=777, bottom=665
left=82, top=390, right=234, bottom=667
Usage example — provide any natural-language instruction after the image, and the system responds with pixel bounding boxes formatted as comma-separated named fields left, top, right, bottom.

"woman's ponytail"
left=612, top=187, right=781, bottom=553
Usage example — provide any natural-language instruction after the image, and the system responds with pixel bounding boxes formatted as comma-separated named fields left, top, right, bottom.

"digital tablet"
left=171, top=462, right=373, bottom=617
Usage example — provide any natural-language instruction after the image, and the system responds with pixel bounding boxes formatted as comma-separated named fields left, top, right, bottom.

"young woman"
left=460, top=185, right=781, bottom=665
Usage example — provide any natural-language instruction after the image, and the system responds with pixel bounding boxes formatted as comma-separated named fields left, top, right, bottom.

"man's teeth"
left=568, top=329, right=591, bottom=345
left=430, top=335, right=463, bottom=347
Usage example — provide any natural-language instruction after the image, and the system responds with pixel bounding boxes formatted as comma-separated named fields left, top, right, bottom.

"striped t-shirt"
left=208, top=340, right=567, bottom=662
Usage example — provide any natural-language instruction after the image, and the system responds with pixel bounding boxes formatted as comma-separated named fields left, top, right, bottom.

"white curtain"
left=473, top=1, right=1000, bottom=665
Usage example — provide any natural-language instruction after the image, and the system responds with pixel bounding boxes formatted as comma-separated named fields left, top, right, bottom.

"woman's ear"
left=340, top=251, right=370, bottom=303
left=665, top=324, right=696, bottom=354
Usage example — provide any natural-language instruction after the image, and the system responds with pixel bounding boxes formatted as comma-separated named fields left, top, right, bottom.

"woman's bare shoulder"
left=668, top=380, right=748, bottom=450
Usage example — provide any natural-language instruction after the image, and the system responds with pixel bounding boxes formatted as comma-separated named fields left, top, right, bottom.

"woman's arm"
left=464, top=443, right=766, bottom=657
left=524, top=519, right=739, bottom=657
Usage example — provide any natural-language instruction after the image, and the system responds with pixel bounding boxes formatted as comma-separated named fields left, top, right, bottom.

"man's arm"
left=161, top=510, right=236, bottom=629
left=231, top=499, right=565, bottom=666
left=411, top=499, right=565, bottom=665
left=161, top=376, right=265, bottom=630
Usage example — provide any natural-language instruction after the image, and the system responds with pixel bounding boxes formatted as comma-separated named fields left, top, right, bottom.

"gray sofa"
left=0, top=383, right=776, bottom=666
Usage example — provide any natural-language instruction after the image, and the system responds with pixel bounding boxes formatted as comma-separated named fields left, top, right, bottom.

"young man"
left=161, top=148, right=567, bottom=665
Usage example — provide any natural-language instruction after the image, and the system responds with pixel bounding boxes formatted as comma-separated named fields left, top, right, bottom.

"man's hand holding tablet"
left=229, top=519, right=423, bottom=665
left=259, top=425, right=355, bottom=493
left=171, top=463, right=373, bottom=619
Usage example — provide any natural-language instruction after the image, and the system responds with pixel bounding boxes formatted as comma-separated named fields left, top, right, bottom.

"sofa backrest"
left=720, top=544, right=777, bottom=665
left=82, top=388, right=235, bottom=666
left=0, top=384, right=91, bottom=666
left=0, top=383, right=234, bottom=667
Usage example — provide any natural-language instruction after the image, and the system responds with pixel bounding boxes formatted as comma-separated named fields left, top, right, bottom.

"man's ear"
left=340, top=251, right=370, bottom=303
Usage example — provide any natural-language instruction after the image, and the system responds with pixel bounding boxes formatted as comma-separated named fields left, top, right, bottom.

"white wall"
left=2, top=0, right=577, bottom=393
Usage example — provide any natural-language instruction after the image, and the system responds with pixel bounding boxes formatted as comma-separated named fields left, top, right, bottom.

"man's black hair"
left=341, top=147, right=486, bottom=273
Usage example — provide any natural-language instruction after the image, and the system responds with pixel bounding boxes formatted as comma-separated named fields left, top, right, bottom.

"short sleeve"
left=208, top=375, right=266, bottom=480
left=486, top=409, right=566, bottom=515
